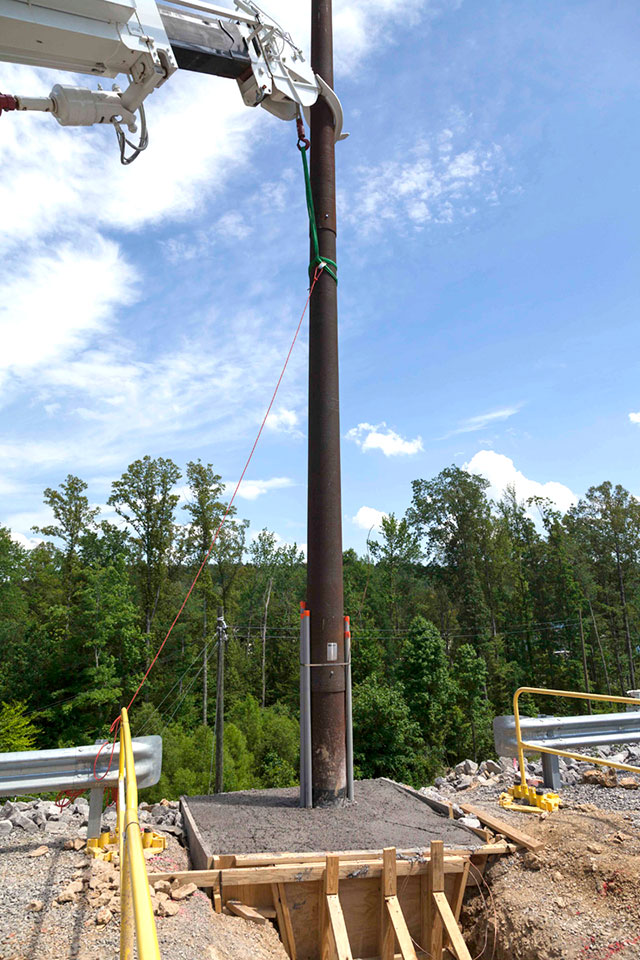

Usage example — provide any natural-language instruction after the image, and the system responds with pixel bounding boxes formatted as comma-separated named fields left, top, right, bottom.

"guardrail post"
left=88, top=786, right=104, bottom=840
left=541, top=754, right=561, bottom=791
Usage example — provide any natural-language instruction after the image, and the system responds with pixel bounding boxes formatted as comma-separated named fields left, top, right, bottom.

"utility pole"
left=307, top=0, right=347, bottom=806
left=214, top=608, right=226, bottom=793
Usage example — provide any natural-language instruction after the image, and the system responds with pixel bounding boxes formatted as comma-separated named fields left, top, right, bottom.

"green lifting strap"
left=298, top=141, right=338, bottom=284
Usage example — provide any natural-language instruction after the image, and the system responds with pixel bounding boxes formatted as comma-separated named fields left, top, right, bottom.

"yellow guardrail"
left=118, top=707, right=161, bottom=960
left=514, top=686, right=640, bottom=788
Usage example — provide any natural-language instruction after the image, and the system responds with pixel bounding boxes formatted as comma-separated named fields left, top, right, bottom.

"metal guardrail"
left=498, top=687, right=640, bottom=790
left=0, top=734, right=162, bottom=840
left=118, top=707, right=161, bottom=960
left=494, top=709, right=640, bottom=756
left=0, top=736, right=162, bottom=797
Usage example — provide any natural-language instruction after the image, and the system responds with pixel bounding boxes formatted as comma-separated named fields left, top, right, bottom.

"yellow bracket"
left=499, top=784, right=561, bottom=814
left=86, top=828, right=166, bottom=862
left=87, top=830, right=117, bottom=861
left=142, top=830, right=167, bottom=854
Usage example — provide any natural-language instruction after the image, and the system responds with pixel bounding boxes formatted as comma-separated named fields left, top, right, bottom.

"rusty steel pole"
left=307, top=0, right=347, bottom=806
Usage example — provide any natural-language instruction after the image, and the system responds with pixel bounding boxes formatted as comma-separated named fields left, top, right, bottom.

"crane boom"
left=0, top=0, right=346, bottom=161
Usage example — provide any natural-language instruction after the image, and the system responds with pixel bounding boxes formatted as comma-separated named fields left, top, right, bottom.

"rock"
left=12, top=813, right=39, bottom=833
left=77, top=826, right=87, bottom=839
left=597, top=746, right=611, bottom=758
left=28, top=900, right=44, bottom=913
left=156, top=824, right=183, bottom=839
left=63, top=838, right=85, bottom=851
left=582, top=768, right=617, bottom=788
left=95, top=907, right=113, bottom=925
left=620, top=777, right=639, bottom=790
left=434, top=777, right=447, bottom=789
left=522, top=852, right=543, bottom=871
left=459, top=815, right=481, bottom=829
left=157, top=899, right=180, bottom=917
left=57, top=881, right=84, bottom=903
left=587, top=843, right=603, bottom=854
left=153, top=880, right=172, bottom=894
left=455, top=759, right=478, bottom=777
left=455, top=775, right=473, bottom=791
left=0, top=819, right=13, bottom=836
left=484, top=759, right=502, bottom=775
left=28, top=845, right=50, bottom=858
left=170, top=882, right=197, bottom=902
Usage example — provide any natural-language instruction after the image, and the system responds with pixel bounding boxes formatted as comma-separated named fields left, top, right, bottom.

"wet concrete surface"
left=185, top=778, right=482, bottom=855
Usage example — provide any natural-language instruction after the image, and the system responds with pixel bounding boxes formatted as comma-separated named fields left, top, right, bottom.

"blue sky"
left=1, top=0, right=639, bottom=554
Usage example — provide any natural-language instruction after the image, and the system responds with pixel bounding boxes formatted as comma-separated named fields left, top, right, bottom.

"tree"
left=368, top=513, right=421, bottom=636
left=397, top=616, right=452, bottom=774
left=408, top=466, right=498, bottom=644
left=0, top=701, right=39, bottom=751
left=352, top=676, right=428, bottom=785
left=566, top=483, right=640, bottom=689
left=453, top=643, right=493, bottom=761
left=183, top=460, right=226, bottom=725
left=108, top=456, right=181, bottom=659
left=33, top=475, right=99, bottom=639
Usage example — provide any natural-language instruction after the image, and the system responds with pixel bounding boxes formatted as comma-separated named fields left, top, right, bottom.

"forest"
left=1, top=457, right=639, bottom=800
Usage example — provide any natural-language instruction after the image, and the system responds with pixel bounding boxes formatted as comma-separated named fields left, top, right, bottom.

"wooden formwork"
left=154, top=802, right=516, bottom=960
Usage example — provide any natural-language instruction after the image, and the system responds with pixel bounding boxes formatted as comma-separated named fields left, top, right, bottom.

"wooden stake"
left=452, top=860, right=470, bottom=923
left=380, top=848, right=395, bottom=960
left=433, top=892, right=472, bottom=960
left=227, top=901, right=267, bottom=925
left=386, top=896, right=418, bottom=960
left=322, top=855, right=340, bottom=960
left=272, top=883, right=296, bottom=960
left=430, top=840, right=444, bottom=960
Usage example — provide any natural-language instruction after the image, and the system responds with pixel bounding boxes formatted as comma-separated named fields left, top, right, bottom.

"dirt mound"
left=463, top=807, right=640, bottom=959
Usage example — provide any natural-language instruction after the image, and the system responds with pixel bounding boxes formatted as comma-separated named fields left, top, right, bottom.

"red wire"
left=89, top=265, right=323, bottom=789
left=121, top=265, right=324, bottom=720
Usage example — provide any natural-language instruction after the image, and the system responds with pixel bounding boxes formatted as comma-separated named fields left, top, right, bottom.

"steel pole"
left=307, top=0, right=346, bottom=805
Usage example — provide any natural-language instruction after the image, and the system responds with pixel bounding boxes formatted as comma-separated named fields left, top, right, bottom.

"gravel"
left=0, top=797, right=208, bottom=960
left=431, top=749, right=640, bottom=814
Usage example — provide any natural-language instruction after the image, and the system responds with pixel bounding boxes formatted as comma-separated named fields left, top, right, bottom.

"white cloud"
left=266, top=407, right=301, bottom=434
left=10, top=531, right=43, bottom=550
left=0, top=237, right=137, bottom=386
left=629, top=412, right=640, bottom=424
left=352, top=506, right=387, bottom=531
left=233, top=477, right=295, bottom=501
left=347, top=422, right=423, bottom=456
left=465, top=450, right=577, bottom=514
left=345, top=120, right=510, bottom=235
left=445, top=406, right=522, bottom=437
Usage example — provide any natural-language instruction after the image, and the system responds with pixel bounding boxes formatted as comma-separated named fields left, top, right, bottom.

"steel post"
left=344, top=617, right=354, bottom=802
left=307, top=0, right=346, bottom=806
left=87, top=786, right=104, bottom=840
left=541, top=753, right=562, bottom=791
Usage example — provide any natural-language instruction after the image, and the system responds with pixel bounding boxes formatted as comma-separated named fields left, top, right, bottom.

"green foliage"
left=0, top=701, right=39, bottom=752
left=397, top=616, right=451, bottom=773
left=6, top=460, right=640, bottom=797
left=352, top=676, right=428, bottom=785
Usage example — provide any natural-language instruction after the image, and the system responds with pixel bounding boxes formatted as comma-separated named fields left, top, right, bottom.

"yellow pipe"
left=120, top=707, right=161, bottom=960
left=513, top=687, right=640, bottom=787
left=119, top=713, right=133, bottom=960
